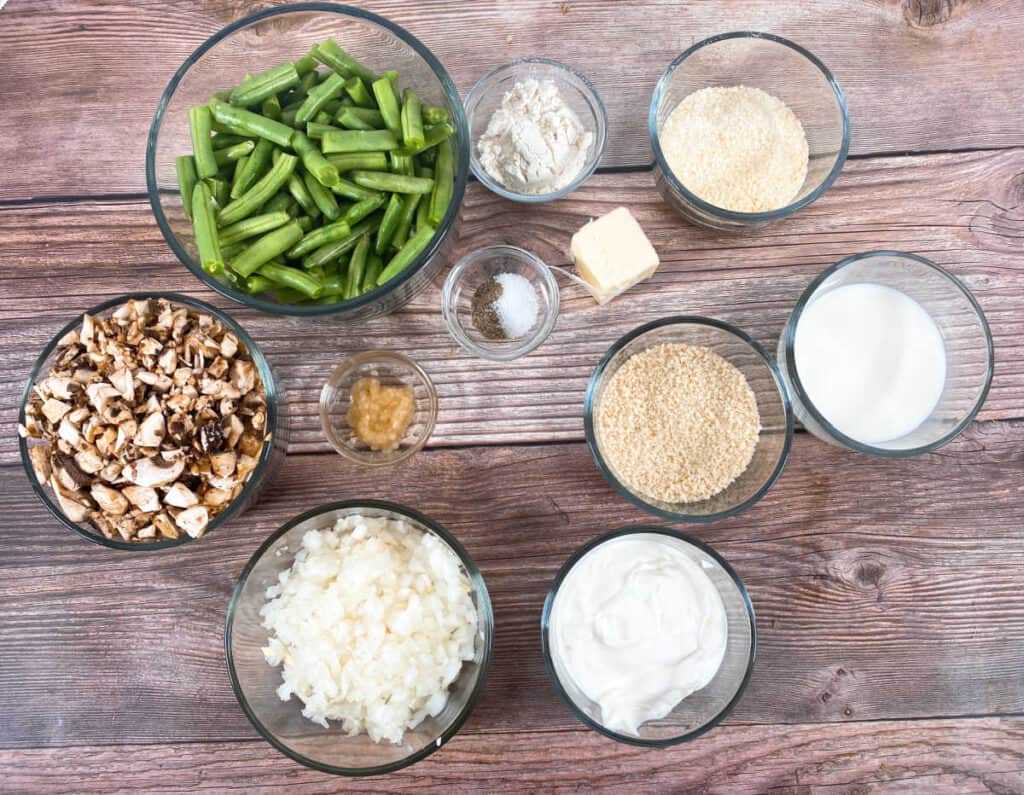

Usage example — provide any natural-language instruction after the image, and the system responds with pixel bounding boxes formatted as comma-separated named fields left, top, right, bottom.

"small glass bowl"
left=442, top=245, right=559, bottom=361
left=226, top=499, right=494, bottom=775
left=320, top=351, right=437, bottom=466
left=584, top=316, right=793, bottom=523
left=650, top=32, right=850, bottom=230
left=146, top=3, right=469, bottom=318
left=464, top=58, right=607, bottom=202
left=778, top=251, right=994, bottom=456
left=18, top=293, right=287, bottom=551
left=541, top=526, right=756, bottom=746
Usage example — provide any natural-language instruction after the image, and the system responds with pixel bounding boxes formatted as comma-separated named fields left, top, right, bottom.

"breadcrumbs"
left=596, top=343, right=760, bottom=503
left=659, top=85, right=808, bottom=212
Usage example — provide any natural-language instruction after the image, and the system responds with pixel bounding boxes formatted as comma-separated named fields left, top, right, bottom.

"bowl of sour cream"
left=778, top=251, right=994, bottom=456
left=541, top=528, right=755, bottom=745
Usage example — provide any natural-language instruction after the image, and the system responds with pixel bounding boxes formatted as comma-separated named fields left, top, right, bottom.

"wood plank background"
left=1, top=0, right=1023, bottom=792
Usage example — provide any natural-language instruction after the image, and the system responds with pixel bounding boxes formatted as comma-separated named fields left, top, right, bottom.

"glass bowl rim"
left=17, top=291, right=280, bottom=551
left=224, top=498, right=495, bottom=776
left=583, top=315, right=794, bottom=523
left=464, top=57, right=608, bottom=203
left=441, top=244, right=560, bottom=361
left=648, top=30, right=851, bottom=223
left=540, top=524, right=757, bottom=747
left=145, top=1, right=470, bottom=316
left=780, top=250, right=995, bottom=457
left=318, top=349, right=438, bottom=466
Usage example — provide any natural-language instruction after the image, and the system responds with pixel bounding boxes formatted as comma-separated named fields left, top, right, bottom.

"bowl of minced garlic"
left=320, top=351, right=437, bottom=467
left=650, top=32, right=849, bottom=229
left=584, top=317, right=793, bottom=522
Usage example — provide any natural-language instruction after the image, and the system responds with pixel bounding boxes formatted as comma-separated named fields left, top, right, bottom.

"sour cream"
left=549, top=534, right=728, bottom=735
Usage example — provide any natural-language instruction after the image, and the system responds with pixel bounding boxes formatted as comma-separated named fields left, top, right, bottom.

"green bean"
left=231, top=155, right=249, bottom=194
left=296, top=72, right=346, bottom=124
left=257, top=262, right=323, bottom=299
left=206, top=177, right=230, bottom=208
left=329, top=176, right=381, bottom=202
left=287, top=219, right=352, bottom=258
left=377, top=222, right=435, bottom=285
left=382, top=69, right=399, bottom=86
left=297, top=69, right=319, bottom=99
left=176, top=155, right=198, bottom=221
left=209, top=100, right=294, bottom=147
left=210, top=117, right=250, bottom=137
left=306, top=265, right=328, bottom=285
left=341, top=193, right=387, bottom=226
left=344, top=234, right=371, bottom=299
left=392, top=190, right=422, bottom=250
left=414, top=166, right=433, bottom=231
left=410, top=122, right=455, bottom=154
left=321, top=273, right=346, bottom=295
left=400, top=88, right=425, bottom=150
left=296, top=215, right=315, bottom=232
left=191, top=181, right=223, bottom=275
left=313, top=110, right=333, bottom=125
left=302, top=215, right=381, bottom=269
left=322, top=129, right=399, bottom=153
left=217, top=211, right=291, bottom=247
left=230, top=220, right=304, bottom=277
left=217, top=152, right=297, bottom=226
left=314, top=39, right=375, bottom=84
left=323, top=98, right=346, bottom=116
left=423, top=105, right=449, bottom=125
left=417, top=144, right=438, bottom=167
left=279, top=108, right=299, bottom=127
left=212, top=139, right=255, bottom=166
left=241, top=274, right=276, bottom=294
left=362, top=254, right=384, bottom=293
left=211, top=134, right=251, bottom=150
left=290, top=130, right=340, bottom=187
left=295, top=51, right=317, bottom=76
left=326, top=152, right=389, bottom=172
left=231, top=138, right=273, bottom=199
left=428, top=138, right=453, bottom=225
left=287, top=173, right=320, bottom=218
left=306, top=121, right=342, bottom=140
left=262, top=191, right=296, bottom=216
left=351, top=170, right=434, bottom=194
left=189, top=105, right=218, bottom=179
left=344, top=76, right=375, bottom=108
left=371, top=76, right=401, bottom=136
left=302, top=171, right=341, bottom=220
left=229, top=62, right=299, bottom=107
left=375, top=193, right=403, bottom=255
left=391, top=151, right=415, bottom=176
left=220, top=241, right=245, bottom=262
left=261, top=95, right=282, bottom=121
left=337, top=108, right=376, bottom=131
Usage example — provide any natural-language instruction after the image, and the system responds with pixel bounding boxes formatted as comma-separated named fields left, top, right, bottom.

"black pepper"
left=471, top=277, right=507, bottom=340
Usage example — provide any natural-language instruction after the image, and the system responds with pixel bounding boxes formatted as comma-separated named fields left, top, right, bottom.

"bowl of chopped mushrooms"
left=18, top=294, right=285, bottom=549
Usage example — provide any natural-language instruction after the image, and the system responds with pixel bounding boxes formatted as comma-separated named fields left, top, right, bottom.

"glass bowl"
left=778, top=251, right=994, bottom=456
left=649, top=32, right=849, bottom=230
left=146, top=3, right=469, bottom=318
left=320, top=350, right=437, bottom=466
left=584, top=316, right=792, bottom=523
left=225, top=499, right=494, bottom=775
left=541, top=526, right=756, bottom=746
left=17, top=293, right=287, bottom=551
left=442, top=245, right=560, bottom=361
left=464, top=58, right=607, bottom=202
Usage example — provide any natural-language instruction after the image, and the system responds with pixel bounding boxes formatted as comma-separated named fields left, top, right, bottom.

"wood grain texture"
left=1, top=0, right=1024, bottom=199
left=2, top=717, right=1023, bottom=793
left=2, top=422, right=1022, bottom=749
left=2, top=148, right=1022, bottom=465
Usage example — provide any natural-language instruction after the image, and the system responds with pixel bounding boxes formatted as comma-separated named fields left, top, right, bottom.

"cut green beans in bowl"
left=147, top=4, right=469, bottom=319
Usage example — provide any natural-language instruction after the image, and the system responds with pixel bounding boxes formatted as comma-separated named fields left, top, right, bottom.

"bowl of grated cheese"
left=649, top=32, right=850, bottom=230
left=225, top=500, right=493, bottom=775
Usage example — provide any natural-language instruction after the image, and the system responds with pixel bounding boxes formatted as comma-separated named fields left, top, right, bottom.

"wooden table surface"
left=2, top=1, right=1023, bottom=792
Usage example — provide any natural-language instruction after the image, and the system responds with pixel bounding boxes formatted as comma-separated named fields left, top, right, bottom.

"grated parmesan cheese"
left=659, top=85, right=809, bottom=213
left=260, top=513, right=478, bottom=744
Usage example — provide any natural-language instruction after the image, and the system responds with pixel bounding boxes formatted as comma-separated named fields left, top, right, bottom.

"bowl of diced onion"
left=225, top=500, right=493, bottom=775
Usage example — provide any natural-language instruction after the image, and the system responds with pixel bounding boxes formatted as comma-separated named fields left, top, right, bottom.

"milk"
left=794, top=283, right=947, bottom=445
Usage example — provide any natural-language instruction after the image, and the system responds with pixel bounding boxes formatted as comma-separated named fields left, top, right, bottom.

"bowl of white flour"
left=465, top=58, right=607, bottom=202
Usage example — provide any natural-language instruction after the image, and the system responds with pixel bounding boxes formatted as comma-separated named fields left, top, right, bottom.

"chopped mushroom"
left=123, top=485, right=161, bottom=513
left=175, top=506, right=209, bottom=538
left=164, top=482, right=199, bottom=508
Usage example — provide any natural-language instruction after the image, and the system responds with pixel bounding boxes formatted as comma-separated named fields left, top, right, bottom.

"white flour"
left=477, top=79, right=593, bottom=195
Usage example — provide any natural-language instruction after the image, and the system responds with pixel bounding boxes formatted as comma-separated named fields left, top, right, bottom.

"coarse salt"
left=493, top=272, right=539, bottom=338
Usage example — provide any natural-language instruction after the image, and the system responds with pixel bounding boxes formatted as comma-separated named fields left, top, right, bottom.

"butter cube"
left=569, top=207, right=659, bottom=304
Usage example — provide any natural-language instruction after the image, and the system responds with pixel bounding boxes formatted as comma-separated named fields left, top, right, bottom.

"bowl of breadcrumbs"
left=584, top=317, right=793, bottom=522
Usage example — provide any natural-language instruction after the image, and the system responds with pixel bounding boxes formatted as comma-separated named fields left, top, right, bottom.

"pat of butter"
left=569, top=207, right=659, bottom=304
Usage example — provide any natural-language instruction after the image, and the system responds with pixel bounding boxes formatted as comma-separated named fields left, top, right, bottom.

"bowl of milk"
left=778, top=251, right=993, bottom=455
